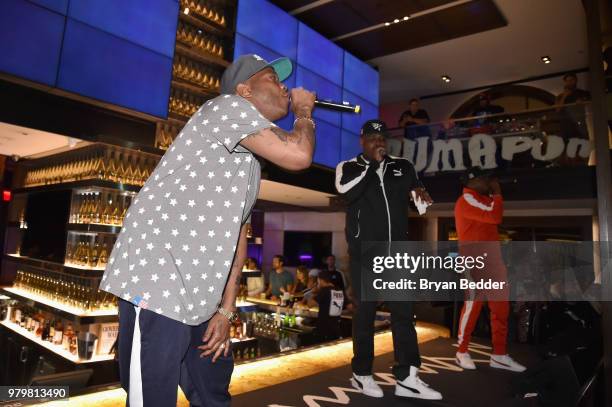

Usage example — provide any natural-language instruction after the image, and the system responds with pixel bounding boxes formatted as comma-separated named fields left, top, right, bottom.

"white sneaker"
left=455, top=352, right=476, bottom=370
left=490, top=354, right=526, bottom=372
left=395, top=366, right=443, bottom=400
left=351, top=373, right=384, bottom=398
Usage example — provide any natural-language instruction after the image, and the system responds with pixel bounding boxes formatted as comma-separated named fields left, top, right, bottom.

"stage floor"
left=233, top=337, right=542, bottom=407
left=35, top=322, right=449, bottom=406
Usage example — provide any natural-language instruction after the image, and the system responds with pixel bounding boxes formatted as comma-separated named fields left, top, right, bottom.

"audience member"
left=398, top=98, right=431, bottom=139
left=266, top=255, right=294, bottom=300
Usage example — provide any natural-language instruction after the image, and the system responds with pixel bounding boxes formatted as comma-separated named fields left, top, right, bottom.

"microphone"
left=314, top=99, right=361, bottom=114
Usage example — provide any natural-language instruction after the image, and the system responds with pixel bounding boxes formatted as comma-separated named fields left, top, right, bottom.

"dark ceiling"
left=268, top=0, right=507, bottom=60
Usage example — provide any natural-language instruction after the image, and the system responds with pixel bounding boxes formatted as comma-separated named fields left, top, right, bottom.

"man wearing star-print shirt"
left=100, top=54, right=316, bottom=407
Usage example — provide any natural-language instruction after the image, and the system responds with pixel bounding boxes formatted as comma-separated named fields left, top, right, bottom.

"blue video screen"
left=58, top=20, right=173, bottom=118
left=234, top=34, right=297, bottom=87
left=313, top=121, right=342, bottom=168
left=68, top=0, right=178, bottom=58
left=236, top=0, right=379, bottom=168
left=0, top=0, right=65, bottom=86
left=236, top=0, right=298, bottom=60
left=343, top=52, right=379, bottom=105
left=342, top=90, right=378, bottom=134
left=0, top=0, right=178, bottom=118
left=29, top=0, right=69, bottom=14
left=341, top=130, right=363, bottom=162
left=297, top=23, right=343, bottom=85
left=296, top=67, right=342, bottom=127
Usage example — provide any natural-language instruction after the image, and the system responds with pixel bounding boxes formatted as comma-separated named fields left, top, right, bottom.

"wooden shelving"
left=179, top=12, right=232, bottom=38
left=175, top=42, right=230, bottom=68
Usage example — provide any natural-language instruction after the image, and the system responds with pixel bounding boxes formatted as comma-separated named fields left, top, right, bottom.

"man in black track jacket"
left=335, top=119, right=442, bottom=400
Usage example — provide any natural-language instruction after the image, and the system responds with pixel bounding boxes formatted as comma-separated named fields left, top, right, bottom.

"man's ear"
left=236, top=83, right=252, bottom=98
left=359, top=136, right=364, bottom=148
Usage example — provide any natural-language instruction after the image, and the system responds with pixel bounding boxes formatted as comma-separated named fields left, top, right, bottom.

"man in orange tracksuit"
left=454, top=167, right=526, bottom=372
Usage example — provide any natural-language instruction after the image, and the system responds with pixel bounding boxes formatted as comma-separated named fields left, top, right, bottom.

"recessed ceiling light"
left=183, top=7, right=189, bottom=15
left=441, top=75, right=451, bottom=83
left=394, top=18, right=399, bottom=23
left=403, top=16, right=409, bottom=20
left=385, top=22, right=390, bottom=26
left=541, top=56, right=551, bottom=64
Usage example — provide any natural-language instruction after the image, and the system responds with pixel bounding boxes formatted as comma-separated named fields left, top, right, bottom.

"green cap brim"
left=267, top=57, right=292, bottom=82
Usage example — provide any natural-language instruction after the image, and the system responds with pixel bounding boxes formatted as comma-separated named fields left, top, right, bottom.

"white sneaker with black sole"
left=455, top=352, right=476, bottom=370
left=395, top=366, right=443, bottom=400
left=490, top=354, right=526, bottom=372
left=351, top=373, right=384, bottom=398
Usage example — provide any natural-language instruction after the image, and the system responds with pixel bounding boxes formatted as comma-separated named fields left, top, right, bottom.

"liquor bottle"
left=53, top=320, right=64, bottom=345
left=35, top=318, right=43, bottom=338
left=25, top=309, right=33, bottom=330
left=13, top=307, right=22, bottom=325
left=69, top=333, right=78, bottom=355
left=90, top=241, right=100, bottom=268
left=102, top=193, right=112, bottom=224
left=48, top=318, right=56, bottom=342
left=63, top=323, right=74, bottom=351
left=42, top=319, right=50, bottom=341
left=111, top=200, right=120, bottom=225
left=92, top=194, right=101, bottom=224
left=98, top=244, right=108, bottom=268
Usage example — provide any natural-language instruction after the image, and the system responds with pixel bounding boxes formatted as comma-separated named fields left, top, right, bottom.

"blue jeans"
left=118, top=299, right=233, bottom=407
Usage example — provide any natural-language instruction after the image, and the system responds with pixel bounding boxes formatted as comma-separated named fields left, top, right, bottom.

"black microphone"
left=314, top=99, right=361, bottom=114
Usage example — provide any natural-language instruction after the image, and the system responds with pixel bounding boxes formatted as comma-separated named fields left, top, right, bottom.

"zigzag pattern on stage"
left=267, top=342, right=494, bottom=407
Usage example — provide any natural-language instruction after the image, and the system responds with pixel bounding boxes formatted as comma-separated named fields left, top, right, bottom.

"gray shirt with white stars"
left=100, top=94, right=274, bottom=325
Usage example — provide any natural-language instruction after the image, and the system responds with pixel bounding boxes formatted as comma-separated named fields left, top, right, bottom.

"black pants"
left=118, top=299, right=233, bottom=407
left=349, top=250, right=421, bottom=381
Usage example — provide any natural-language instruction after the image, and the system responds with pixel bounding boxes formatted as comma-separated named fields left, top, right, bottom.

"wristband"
left=294, top=116, right=316, bottom=129
left=217, top=307, right=238, bottom=323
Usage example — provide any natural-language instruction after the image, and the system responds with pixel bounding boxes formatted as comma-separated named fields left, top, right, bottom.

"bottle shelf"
left=13, top=179, right=142, bottom=195
left=66, top=223, right=123, bottom=234
left=0, top=287, right=117, bottom=324
left=5, top=254, right=106, bottom=278
left=175, top=43, right=230, bottom=68
left=179, top=12, right=232, bottom=38
left=0, top=319, right=115, bottom=364
left=172, top=78, right=219, bottom=99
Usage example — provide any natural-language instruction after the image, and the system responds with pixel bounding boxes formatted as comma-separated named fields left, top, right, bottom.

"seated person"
left=244, top=257, right=259, bottom=271
left=307, top=271, right=345, bottom=341
left=308, top=267, right=321, bottom=290
left=265, top=255, right=294, bottom=301
left=246, top=275, right=265, bottom=297
left=291, top=265, right=311, bottom=296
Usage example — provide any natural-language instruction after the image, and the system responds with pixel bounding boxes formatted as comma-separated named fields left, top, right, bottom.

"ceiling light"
left=183, top=7, right=189, bottom=15
left=441, top=75, right=451, bottom=83
left=541, top=56, right=551, bottom=64
left=385, top=22, right=390, bottom=26
left=403, top=16, right=409, bottom=20
left=394, top=18, right=399, bottom=23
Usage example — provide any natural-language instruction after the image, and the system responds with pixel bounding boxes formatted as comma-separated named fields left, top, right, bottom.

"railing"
left=385, top=102, right=595, bottom=174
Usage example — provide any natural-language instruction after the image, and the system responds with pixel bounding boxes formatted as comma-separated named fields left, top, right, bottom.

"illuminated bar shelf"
left=13, top=179, right=142, bottom=195
left=175, top=43, right=230, bottom=68
left=179, top=11, right=232, bottom=38
left=171, top=78, right=219, bottom=99
left=1, top=287, right=117, bottom=325
left=66, top=223, right=123, bottom=234
left=5, top=254, right=105, bottom=278
left=0, top=319, right=114, bottom=364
